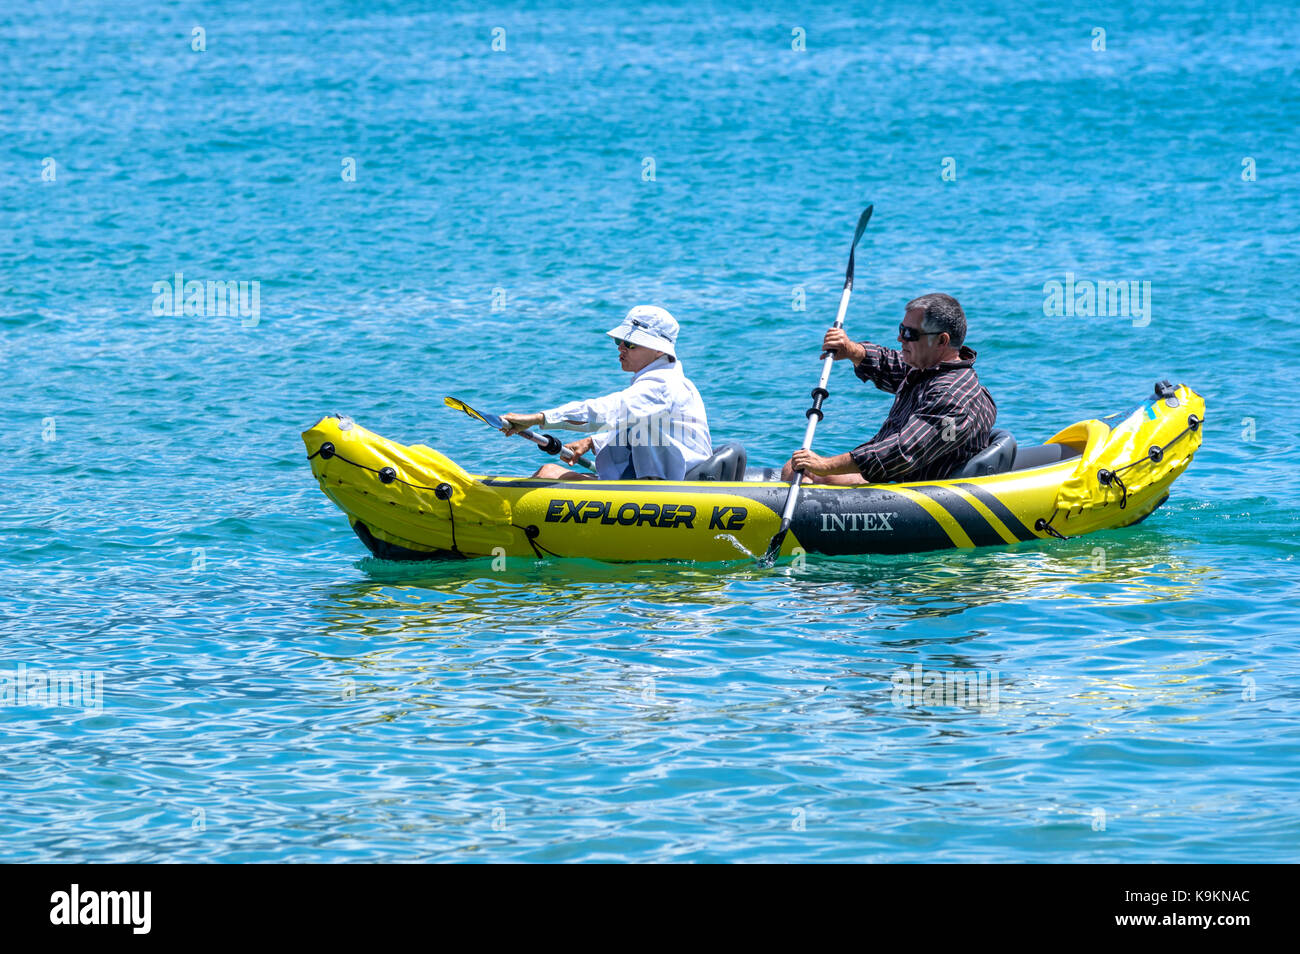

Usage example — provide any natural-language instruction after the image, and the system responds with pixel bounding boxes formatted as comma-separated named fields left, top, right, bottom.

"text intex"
left=820, top=512, right=896, bottom=532
left=50, top=884, right=151, bottom=934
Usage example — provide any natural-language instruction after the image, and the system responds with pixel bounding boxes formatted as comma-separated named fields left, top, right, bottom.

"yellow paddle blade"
left=443, top=396, right=497, bottom=428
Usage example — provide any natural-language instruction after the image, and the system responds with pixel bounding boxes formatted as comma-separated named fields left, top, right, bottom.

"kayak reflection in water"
left=501, top=305, right=713, bottom=481
left=783, top=293, right=997, bottom=485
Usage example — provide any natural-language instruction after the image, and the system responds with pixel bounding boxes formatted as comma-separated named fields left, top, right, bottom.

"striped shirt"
left=847, top=343, right=997, bottom=483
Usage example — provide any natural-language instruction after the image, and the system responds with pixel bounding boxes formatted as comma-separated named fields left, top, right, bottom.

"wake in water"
left=713, top=534, right=756, bottom=558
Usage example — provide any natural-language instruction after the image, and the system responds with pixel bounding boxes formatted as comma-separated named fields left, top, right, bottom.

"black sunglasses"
left=898, top=322, right=946, bottom=342
left=616, top=338, right=637, bottom=349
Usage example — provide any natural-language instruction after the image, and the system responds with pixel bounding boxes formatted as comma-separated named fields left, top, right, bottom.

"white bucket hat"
left=606, top=305, right=679, bottom=358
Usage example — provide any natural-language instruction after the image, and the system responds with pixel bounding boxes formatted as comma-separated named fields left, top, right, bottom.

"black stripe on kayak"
left=907, top=485, right=1006, bottom=548
left=352, top=521, right=463, bottom=561
left=954, top=482, right=1037, bottom=541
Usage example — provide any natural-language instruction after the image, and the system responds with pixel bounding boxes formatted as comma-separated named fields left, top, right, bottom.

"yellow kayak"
left=301, top=381, right=1204, bottom=563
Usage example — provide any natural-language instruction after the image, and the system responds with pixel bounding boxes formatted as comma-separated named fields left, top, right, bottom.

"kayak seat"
left=687, top=442, right=748, bottom=481
left=949, top=428, right=1017, bottom=478
left=1009, top=441, right=1083, bottom=471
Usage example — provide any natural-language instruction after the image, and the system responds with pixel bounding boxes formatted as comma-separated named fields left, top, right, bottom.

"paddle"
left=758, top=205, right=874, bottom=566
left=444, top=396, right=596, bottom=471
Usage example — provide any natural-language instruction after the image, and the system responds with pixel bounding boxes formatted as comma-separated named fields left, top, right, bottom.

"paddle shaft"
left=444, top=396, right=596, bottom=471
left=790, top=283, right=853, bottom=485
left=760, top=205, right=873, bottom=565
left=515, top=427, right=596, bottom=471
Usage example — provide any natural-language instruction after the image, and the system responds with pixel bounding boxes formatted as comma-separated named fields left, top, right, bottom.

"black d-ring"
left=319, top=442, right=335, bottom=460
left=1148, top=445, right=1164, bottom=463
left=378, top=466, right=396, bottom=484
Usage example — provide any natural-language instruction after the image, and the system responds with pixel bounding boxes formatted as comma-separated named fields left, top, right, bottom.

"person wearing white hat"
left=501, top=305, right=713, bottom=480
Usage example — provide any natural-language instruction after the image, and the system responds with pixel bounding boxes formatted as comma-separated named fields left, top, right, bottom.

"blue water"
left=3, top=0, right=1299, bottom=862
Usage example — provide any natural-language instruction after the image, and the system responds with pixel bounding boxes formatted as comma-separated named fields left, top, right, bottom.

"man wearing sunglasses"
left=501, top=305, right=712, bottom=480
left=782, top=293, right=996, bottom=485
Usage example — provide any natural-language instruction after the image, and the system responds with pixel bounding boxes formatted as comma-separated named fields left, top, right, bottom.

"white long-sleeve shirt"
left=540, top=356, right=712, bottom=480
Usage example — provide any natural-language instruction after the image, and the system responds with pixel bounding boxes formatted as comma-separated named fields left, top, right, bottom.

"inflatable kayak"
left=302, top=381, right=1204, bottom=563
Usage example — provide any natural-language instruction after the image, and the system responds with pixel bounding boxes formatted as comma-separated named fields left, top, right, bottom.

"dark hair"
left=905, top=293, right=966, bottom=347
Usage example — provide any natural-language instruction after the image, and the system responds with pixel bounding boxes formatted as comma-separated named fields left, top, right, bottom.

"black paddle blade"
left=758, top=519, right=793, bottom=567
left=844, top=204, right=873, bottom=290
left=759, top=538, right=785, bottom=566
